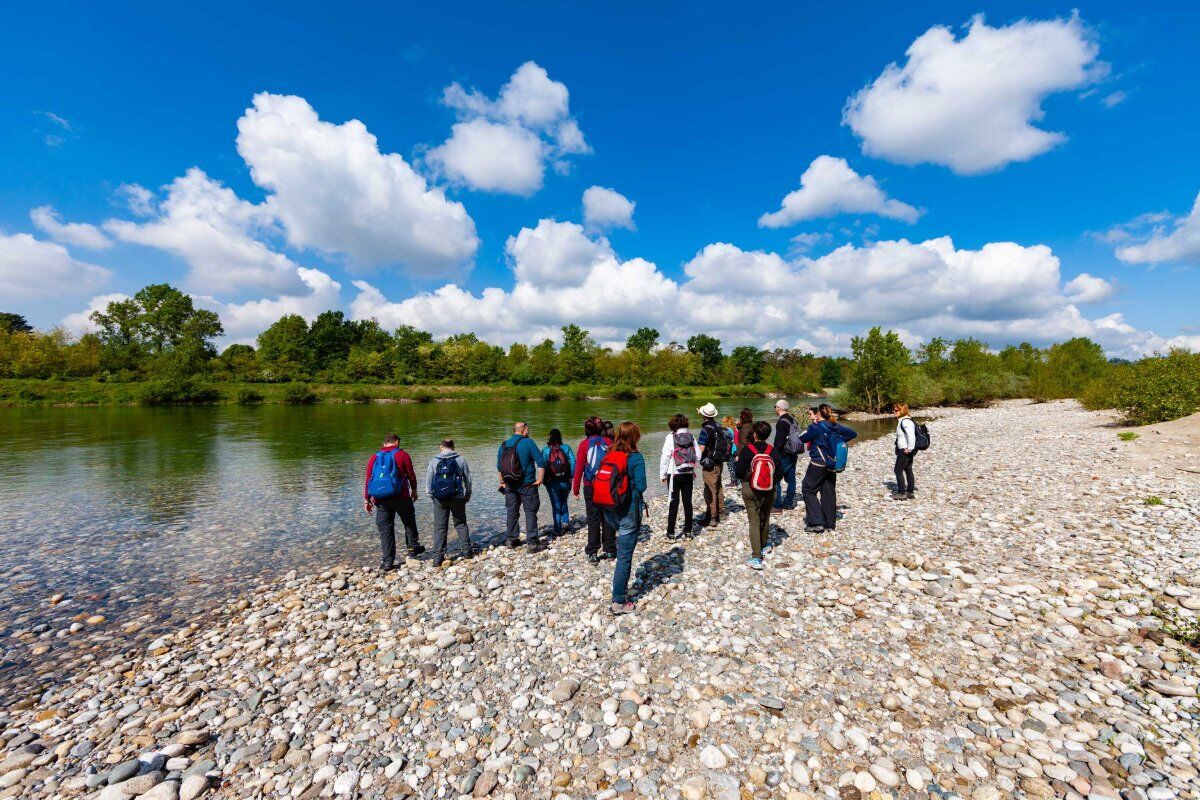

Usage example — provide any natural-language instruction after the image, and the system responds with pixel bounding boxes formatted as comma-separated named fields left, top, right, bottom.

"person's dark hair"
left=602, top=420, right=615, bottom=439
left=739, top=407, right=753, bottom=425
left=584, top=415, right=603, bottom=436
left=383, top=433, right=400, bottom=445
left=547, top=428, right=563, bottom=446
left=668, top=413, right=688, bottom=432
left=817, top=403, right=834, bottom=421
left=753, top=421, right=772, bottom=442
left=441, top=438, right=455, bottom=449
left=613, top=421, right=641, bottom=453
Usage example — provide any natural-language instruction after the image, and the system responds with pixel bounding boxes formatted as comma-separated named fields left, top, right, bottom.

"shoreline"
left=1, top=400, right=1197, bottom=799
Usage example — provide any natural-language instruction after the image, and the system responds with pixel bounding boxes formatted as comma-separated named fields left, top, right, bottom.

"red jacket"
left=572, top=435, right=613, bottom=495
left=364, top=445, right=418, bottom=500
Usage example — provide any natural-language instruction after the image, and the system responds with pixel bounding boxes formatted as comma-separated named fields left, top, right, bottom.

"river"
left=0, top=397, right=898, bottom=690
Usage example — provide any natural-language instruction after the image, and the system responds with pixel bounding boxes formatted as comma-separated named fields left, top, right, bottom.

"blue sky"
left=2, top=2, right=1198, bottom=357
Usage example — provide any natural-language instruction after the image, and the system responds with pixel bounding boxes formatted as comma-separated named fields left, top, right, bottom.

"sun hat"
left=697, top=402, right=718, bottom=418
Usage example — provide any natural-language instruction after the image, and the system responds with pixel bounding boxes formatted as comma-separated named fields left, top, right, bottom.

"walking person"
left=542, top=428, right=575, bottom=535
left=798, top=404, right=858, bottom=533
left=891, top=403, right=917, bottom=500
left=772, top=400, right=801, bottom=514
left=659, top=413, right=700, bottom=540
left=426, top=439, right=475, bottom=567
left=722, top=415, right=740, bottom=488
left=364, top=433, right=423, bottom=570
left=497, top=421, right=547, bottom=552
left=594, top=422, right=648, bottom=615
left=697, top=403, right=731, bottom=527
left=573, top=416, right=617, bottom=563
left=735, top=421, right=782, bottom=570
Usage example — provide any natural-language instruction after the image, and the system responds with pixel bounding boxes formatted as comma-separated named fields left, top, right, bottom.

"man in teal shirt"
left=497, top=421, right=547, bottom=551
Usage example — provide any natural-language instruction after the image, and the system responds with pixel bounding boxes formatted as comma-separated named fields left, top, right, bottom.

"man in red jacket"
left=365, top=433, right=423, bottom=570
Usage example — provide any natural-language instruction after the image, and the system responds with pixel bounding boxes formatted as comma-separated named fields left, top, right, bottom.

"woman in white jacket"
left=892, top=403, right=917, bottom=500
left=660, top=413, right=702, bottom=539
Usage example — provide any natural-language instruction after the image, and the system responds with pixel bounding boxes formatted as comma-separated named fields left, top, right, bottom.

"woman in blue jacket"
left=798, top=403, right=857, bottom=533
left=603, top=421, right=648, bottom=615
left=541, top=428, right=576, bottom=536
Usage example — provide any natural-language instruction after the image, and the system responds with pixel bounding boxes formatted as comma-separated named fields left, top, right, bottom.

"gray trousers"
left=504, top=484, right=541, bottom=542
left=432, top=497, right=472, bottom=560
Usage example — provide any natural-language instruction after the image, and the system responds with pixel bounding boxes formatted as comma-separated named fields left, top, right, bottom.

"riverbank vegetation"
left=2, top=283, right=1198, bottom=422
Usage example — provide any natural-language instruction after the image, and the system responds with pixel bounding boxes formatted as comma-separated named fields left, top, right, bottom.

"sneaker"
left=587, top=552, right=601, bottom=564
left=804, top=525, right=825, bottom=533
left=600, top=551, right=617, bottom=561
left=746, top=558, right=764, bottom=570
left=610, top=601, right=636, bottom=615
left=408, top=544, right=427, bottom=557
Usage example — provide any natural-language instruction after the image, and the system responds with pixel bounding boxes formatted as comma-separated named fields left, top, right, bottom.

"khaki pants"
left=702, top=466, right=724, bottom=522
left=741, top=484, right=775, bottom=559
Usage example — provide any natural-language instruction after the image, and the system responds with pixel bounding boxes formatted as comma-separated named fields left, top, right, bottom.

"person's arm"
left=631, top=453, right=648, bottom=494
left=838, top=423, right=858, bottom=442
left=659, top=435, right=672, bottom=480
left=398, top=451, right=418, bottom=499
left=425, top=457, right=436, bottom=496
left=364, top=453, right=377, bottom=509
left=697, top=426, right=708, bottom=455
left=496, top=442, right=506, bottom=488
left=799, top=423, right=818, bottom=444
left=528, top=439, right=546, bottom=486
left=733, top=447, right=750, bottom=479
left=572, top=440, right=586, bottom=496
left=566, top=446, right=575, bottom=476
left=460, top=456, right=472, bottom=501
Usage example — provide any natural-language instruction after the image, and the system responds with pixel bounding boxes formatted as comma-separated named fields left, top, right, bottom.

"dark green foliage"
left=611, top=386, right=638, bottom=400
left=281, top=383, right=317, bottom=405
left=625, top=327, right=660, bottom=353
left=0, top=313, right=33, bottom=333
left=819, top=358, right=844, bottom=388
left=139, top=377, right=221, bottom=405
left=1082, top=350, right=1200, bottom=424
left=236, top=387, right=265, bottom=405
left=841, top=327, right=911, bottom=413
left=687, top=334, right=724, bottom=373
left=727, top=346, right=765, bottom=384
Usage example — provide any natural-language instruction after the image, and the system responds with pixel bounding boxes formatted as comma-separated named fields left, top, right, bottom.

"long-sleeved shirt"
left=572, top=435, right=612, bottom=494
left=496, top=434, right=545, bottom=486
left=624, top=451, right=648, bottom=516
left=425, top=450, right=472, bottom=501
left=798, top=420, right=859, bottom=466
left=541, top=444, right=576, bottom=484
left=895, top=416, right=917, bottom=452
left=659, top=428, right=701, bottom=478
left=364, top=445, right=418, bottom=500
left=733, top=440, right=783, bottom=483
left=774, top=413, right=798, bottom=454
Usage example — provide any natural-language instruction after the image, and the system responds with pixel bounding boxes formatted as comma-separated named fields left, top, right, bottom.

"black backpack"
left=705, top=422, right=731, bottom=464
left=913, top=421, right=931, bottom=451
left=499, top=441, right=524, bottom=484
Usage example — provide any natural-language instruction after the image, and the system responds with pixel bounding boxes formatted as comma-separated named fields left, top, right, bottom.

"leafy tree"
left=0, top=313, right=32, bottom=333
left=557, top=324, right=597, bottom=383
left=998, top=343, right=1041, bottom=376
left=308, top=311, right=358, bottom=371
left=527, top=339, right=558, bottom=384
left=625, top=327, right=660, bottom=353
left=1031, top=337, right=1109, bottom=399
left=90, top=284, right=222, bottom=374
left=728, top=346, right=765, bottom=384
left=917, top=337, right=950, bottom=377
left=392, top=324, right=434, bottom=383
left=844, top=327, right=910, bottom=412
left=256, top=314, right=312, bottom=378
left=687, top=333, right=724, bottom=373
left=819, top=358, right=844, bottom=388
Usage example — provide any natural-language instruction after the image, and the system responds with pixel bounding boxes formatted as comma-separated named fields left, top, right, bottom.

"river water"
left=0, top=397, right=896, bottom=690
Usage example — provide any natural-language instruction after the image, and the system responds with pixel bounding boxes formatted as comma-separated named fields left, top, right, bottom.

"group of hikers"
left=364, top=400, right=927, bottom=615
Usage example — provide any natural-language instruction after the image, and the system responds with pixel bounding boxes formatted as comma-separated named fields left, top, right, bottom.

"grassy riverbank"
left=0, top=378, right=792, bottom=407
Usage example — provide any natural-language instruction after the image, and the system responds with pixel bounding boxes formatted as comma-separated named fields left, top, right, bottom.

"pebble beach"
left=1, top=399, right=1197, bottom=800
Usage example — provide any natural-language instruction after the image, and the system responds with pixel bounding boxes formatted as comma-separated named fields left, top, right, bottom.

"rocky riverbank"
left=1, top=400, right=1197, bottom=800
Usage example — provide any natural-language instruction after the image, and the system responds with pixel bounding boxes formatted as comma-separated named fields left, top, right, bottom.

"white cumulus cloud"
left=0, top=232, right=110, bottom=300
left=583, top=186, right=636, bottom=231
left=236, top=92, right=478, bottom=274
left=195, top=267, right=342, bottom=342
left=427, top=61, right=590, bottom=195
left=105, top=168, right=306, bottom=296
left=843, top=14, right=1104, bottom=174
left=61, top=293, right=131, bottom=335
left=1111, top=192, right=1200, bottom=266
left=30, top=206, right=112, bottom=250
left=758, top=156, right=922, bottom=227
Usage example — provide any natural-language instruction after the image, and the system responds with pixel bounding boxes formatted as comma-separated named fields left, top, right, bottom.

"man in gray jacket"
left=425, top=439, right=475, bottom=567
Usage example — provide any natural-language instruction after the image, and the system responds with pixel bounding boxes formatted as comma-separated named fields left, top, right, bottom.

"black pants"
left=504, top=484, right=540, bottom=543
left=374, top=495, right=419, bottom=567
left=583, top=484, right=616, bottom=555
left=666, top=473, right=694, bottom=536
left=801, top=462, right=838, bottom=530
left=894, top=449, right=916, bottom=494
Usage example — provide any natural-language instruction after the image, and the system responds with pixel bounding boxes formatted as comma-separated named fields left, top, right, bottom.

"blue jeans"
left=545, top=481, right=571, bottom=533
left=603, top=500, right=641, bottom=604
left=774, top=454, right=797, bottom=510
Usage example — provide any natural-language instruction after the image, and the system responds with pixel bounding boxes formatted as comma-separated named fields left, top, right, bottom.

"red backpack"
left=591, top=451, right=631, bottom=508
left=746, top=443, right=775, bottom=491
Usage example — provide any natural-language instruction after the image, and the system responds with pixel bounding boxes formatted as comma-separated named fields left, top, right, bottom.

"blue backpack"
left=368, top=449, right=407, bottom=498
left=815, top=423, right=850, bottom=473
left=583, top=436, right=608, bottom=482
left=430, top=456, right=463, bottom=499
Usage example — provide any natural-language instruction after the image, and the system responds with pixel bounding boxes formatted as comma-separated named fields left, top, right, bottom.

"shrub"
left=1106, top=350, right=1200, bottom=425
left=349, top=389, right=372, bottom=404
left=16, top=386, right=44, bottom=404
left=1117, top=432, right=1139, bottom=442
left=611, top=386, right=637, bottom=400
left=412, top=391, right=434, bottom=403
left=644, top=385, right=679, bottom=400
left=139, top=377, right=221, bottom=405
left=282, top=384, right=318, bottom=405
left=236, top=387, right=264, bottom=405
left=540, top=389, right=561, bottom=402
left=1144, top=495, right=1164, bottom=506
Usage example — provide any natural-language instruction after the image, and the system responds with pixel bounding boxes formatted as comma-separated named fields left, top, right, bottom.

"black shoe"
left=587, top=552, right=601, bottom=564
left=601, top=551, right=617, bottom=561
left=432, top=558, right=444, bottom=568
left=889, top=492, right=908, bottom=500
left=507, top=538, right=523, bottom=548
left=665, top=531, right=677, bottom=541
left=804, top=525, right=824, bottom=533
left=408, top=544, right=426, bottom=557
left=905, top=492, right=915, bottom=500
left=378, top=562, right=395, bottom=572
left=528, top=540, right=548, bottom=553
left=461, top=549, right=479, bottom=560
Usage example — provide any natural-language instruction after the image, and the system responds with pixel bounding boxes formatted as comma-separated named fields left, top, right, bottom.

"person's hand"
left=903, top=448, right=911, bottom=455
left=365, top=500, right=374, bottom=514
left=661, top=477, right=668, bottom=484
left=411, top=493, right=419, bottom=501
left=532, top=479, right=543, bottom=487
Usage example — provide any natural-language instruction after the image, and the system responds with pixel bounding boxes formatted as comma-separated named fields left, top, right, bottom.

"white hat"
left=697, top=402, right=718, bottom=418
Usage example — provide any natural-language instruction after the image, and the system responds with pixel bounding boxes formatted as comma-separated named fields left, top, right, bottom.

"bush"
left=902, top=369, right=944, bottom=408
left=1105, top=350, right=1200, bottom=425
left=1117, top=431, right=1139, bottom=442
left=611, top=386, right=637, bottom=400
left=1144, top=495, right=1164, bottom=506
left=139, top=377, right=221, bottom=405
left=349, top=389, right=372, bottom=404
left=644, top=385, right=679, bottom=399
left=236, top=387, right=264, bottom=405
left=16, top=386, right=44, bottom=404
left=412, top=391, right=434, bottom=403
left=540, top=389, right=561, bottom=402
left=282, top=384, right=318, bottom=405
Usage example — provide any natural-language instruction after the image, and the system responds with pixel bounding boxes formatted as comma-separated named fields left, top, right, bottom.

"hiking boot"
left=610, top=601, right=636, bottom=615
left=377, top=562, right=395, bottom=572
left=905, top=492, right=915, bottom=500
left=506, top=538, right=522, bottom=548
left=890, top=492, right=908, bottom=500
left=600, top=551, right=617, bottom=561
left=408, top=544, right=426, bottom=557
left=528, top=540, right=548, bottom=554
left=587, top=552, right=601, bottom=564
left=746, top=557, right=764, bottom=570
left=804, top=525, right=825, bottom=533
left=432, top=558, right=445, bottom=568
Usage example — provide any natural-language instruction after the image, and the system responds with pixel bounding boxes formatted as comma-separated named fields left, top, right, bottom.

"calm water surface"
left=0, top=397, right=896, bottom=689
